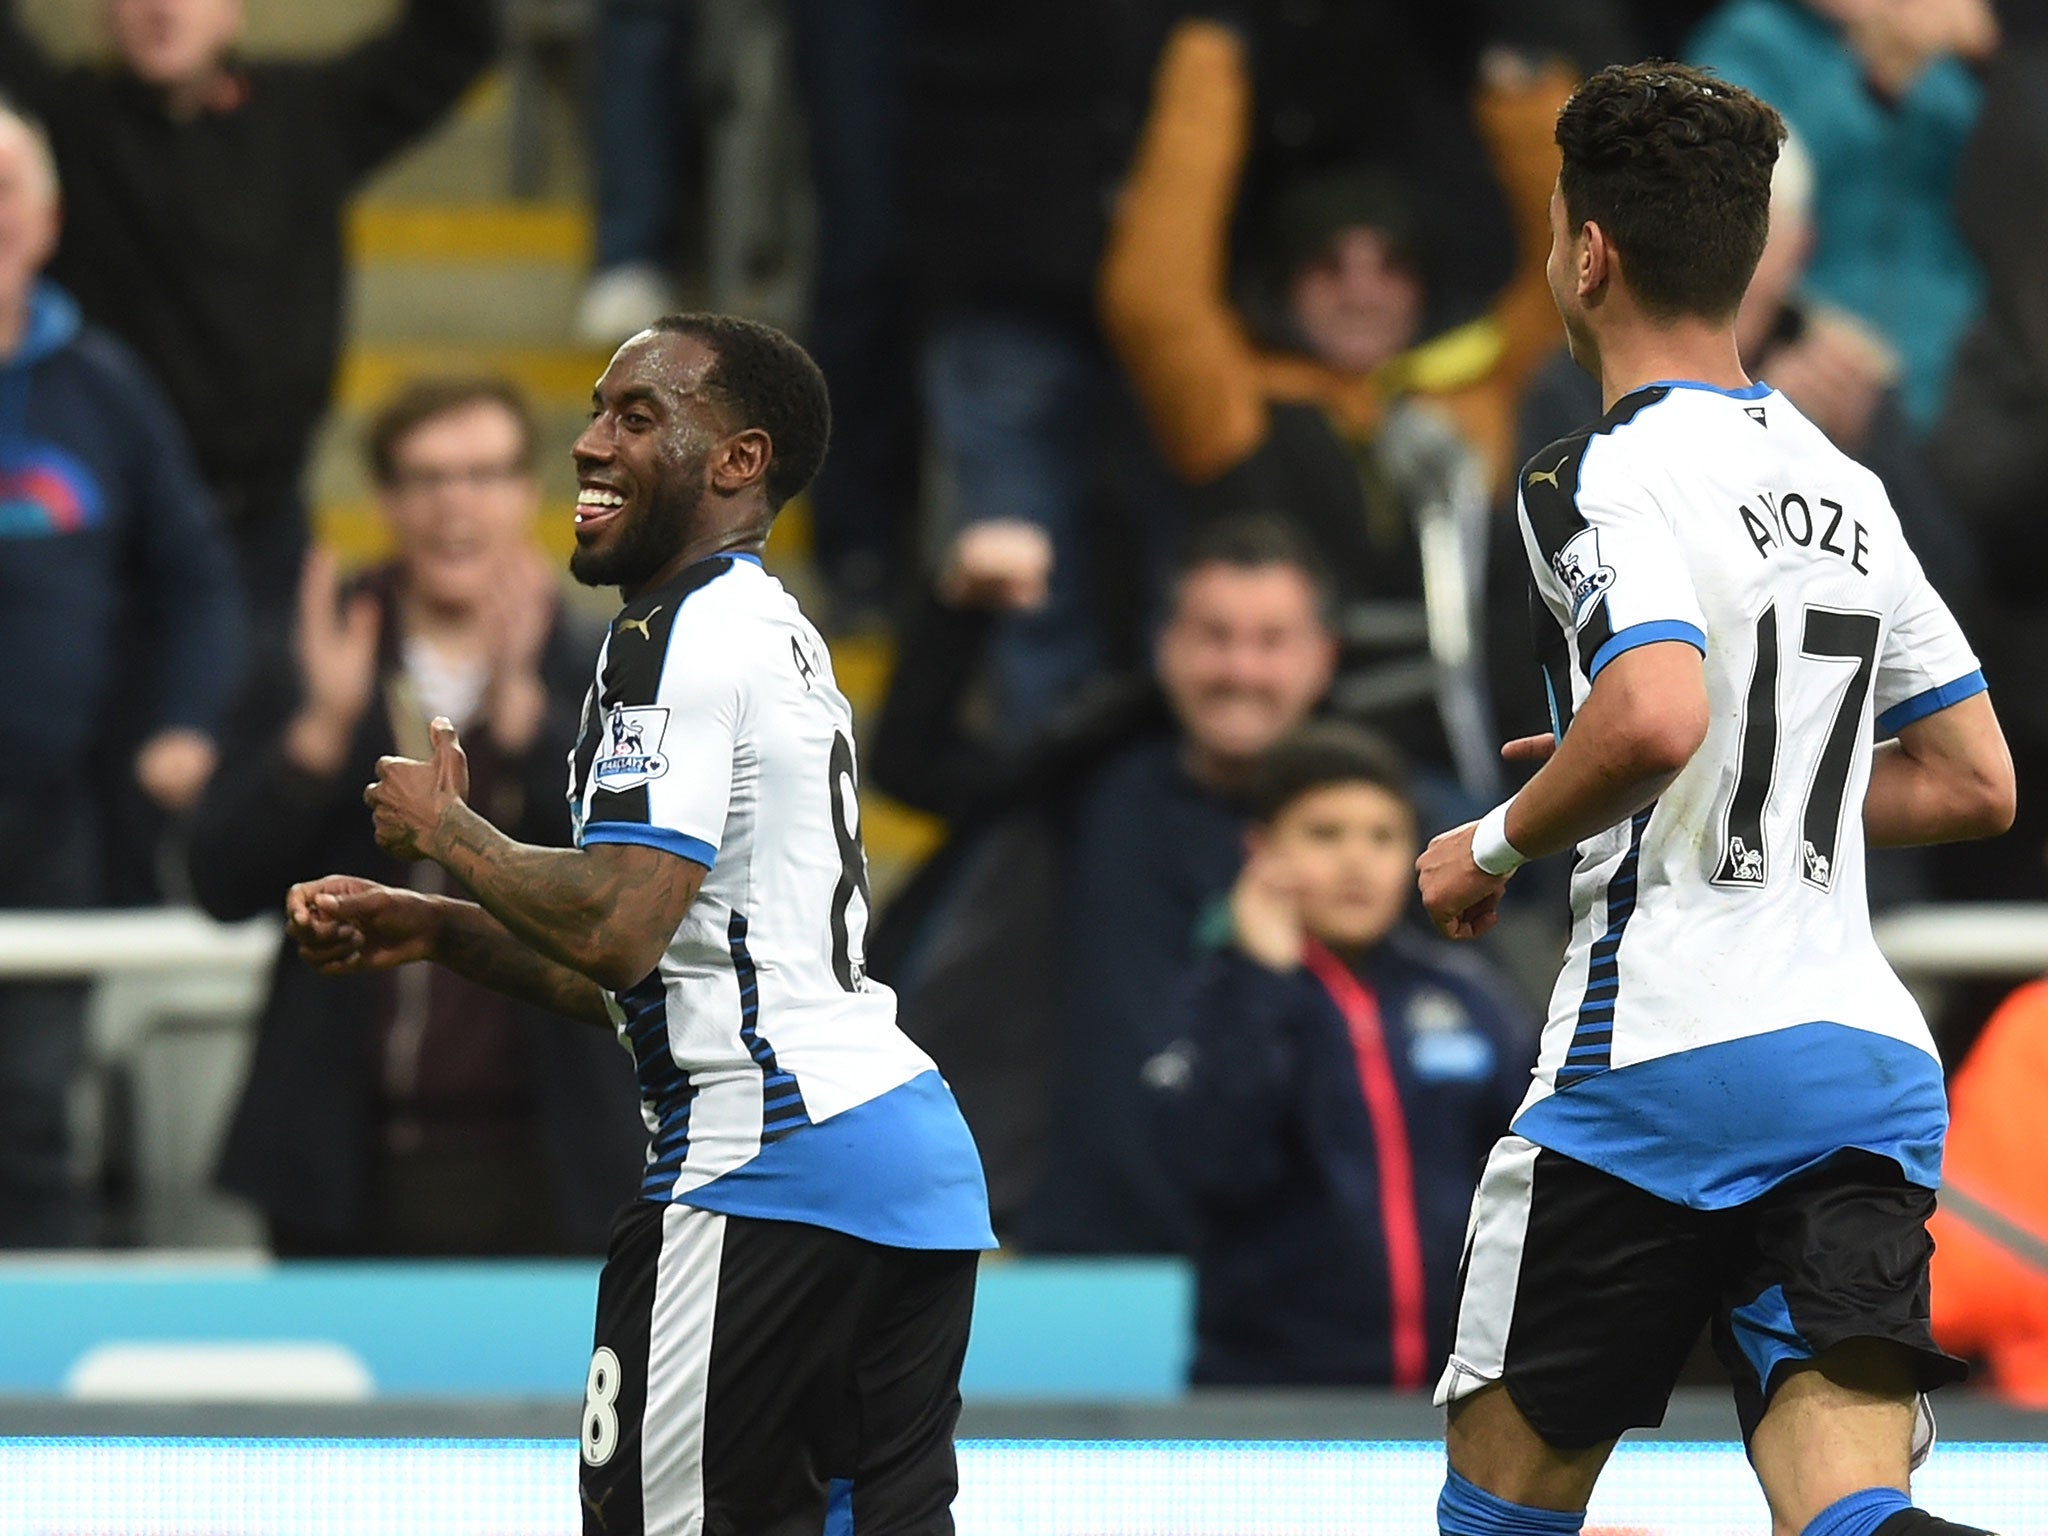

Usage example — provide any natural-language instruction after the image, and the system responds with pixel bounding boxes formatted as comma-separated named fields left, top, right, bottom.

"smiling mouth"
left=574, top=487, right=627, bottom=532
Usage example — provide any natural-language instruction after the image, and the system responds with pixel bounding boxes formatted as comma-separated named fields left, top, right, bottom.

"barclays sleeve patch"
left=1551, top=527, right=1616, bottom=627
left=593, top=705, right=670, bottom=791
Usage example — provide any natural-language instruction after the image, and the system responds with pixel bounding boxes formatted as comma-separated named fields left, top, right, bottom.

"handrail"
left=0, top=904, right=2041, bottom=983
left=0, top=911, right=277, bottom=981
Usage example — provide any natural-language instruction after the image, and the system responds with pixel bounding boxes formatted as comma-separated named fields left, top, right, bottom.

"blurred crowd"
left=1, top=0, right=2046, bottom=1399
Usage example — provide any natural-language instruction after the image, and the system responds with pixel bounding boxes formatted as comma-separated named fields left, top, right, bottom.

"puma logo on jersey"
left=1526, top=456, right=1569, bottom=490
left=618, top=606, right=663, bottom=641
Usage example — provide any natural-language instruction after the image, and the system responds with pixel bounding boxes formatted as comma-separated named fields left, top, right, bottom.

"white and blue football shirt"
left=1509, top=380, right=1984, bottom=1210
left=568, top=552, right=994, bottom=1250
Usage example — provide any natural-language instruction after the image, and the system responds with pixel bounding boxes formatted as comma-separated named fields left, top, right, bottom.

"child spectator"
left=1147, top=723, right=1531, bottom=1386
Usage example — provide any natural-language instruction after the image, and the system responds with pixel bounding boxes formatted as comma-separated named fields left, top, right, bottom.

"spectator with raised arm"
left=1689, top=0, right=1997, bottom=428
left=1148, top=724, right=1529, bottom=1386
left=871, top=515, right=1339, bottom=1250
left=189, top=379, right=641, bottom=1257
left=0, top=102, right=242, bottom=1246
left=1099, top=14, right=1573, bottom=794
left=0, top=0, right=497, bottom=633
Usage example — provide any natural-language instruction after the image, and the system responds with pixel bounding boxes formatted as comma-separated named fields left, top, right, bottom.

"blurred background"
left=1, top=0, right=2046, bottom=1528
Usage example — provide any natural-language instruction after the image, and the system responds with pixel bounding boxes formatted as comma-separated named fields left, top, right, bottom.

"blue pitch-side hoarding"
left=0, top=1258, right=1193, bottom=1398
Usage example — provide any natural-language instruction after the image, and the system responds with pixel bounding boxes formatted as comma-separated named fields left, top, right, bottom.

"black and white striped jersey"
left=1507, top=380, right=1983, bottom=1211
left=568, top=553, right=993, bottom=1250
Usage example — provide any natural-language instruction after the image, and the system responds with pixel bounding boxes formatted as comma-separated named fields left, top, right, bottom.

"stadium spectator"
left=0, top=103, right=243, bottom=1247
left=574, top=0, right=688, bottom=341
left=1927, top=32, right=2048, bottom=905
left=1098, top=14, right=1573, bottom=793
left=1929, top=975, right=2048, bottom=1408
left=909, top=0, right=1175, bottom=735
left=581, top=0, right=920, bottom=629
left=0, top=0, right=497, bottom=634
left=1147, top=725, right=1528, bottom=1386
left=188, top=379, right=643, bottom=1257
left=1688, top=0, right=1996, bottom=427
left=869, top=514, right=1337, bottom=1251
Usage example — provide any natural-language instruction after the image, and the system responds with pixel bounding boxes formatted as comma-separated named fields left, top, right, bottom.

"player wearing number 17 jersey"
left=282, top=314, right=992, bottom=1536
left=1416, top=65, right=2014, bottom=1536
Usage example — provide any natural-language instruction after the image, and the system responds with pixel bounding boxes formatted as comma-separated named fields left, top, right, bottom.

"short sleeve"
left=1873, top=549, right=1985, bottom=738
left=578, top=603, right=743, bottom=870
left=1519, top=448, right=1708, bottom=683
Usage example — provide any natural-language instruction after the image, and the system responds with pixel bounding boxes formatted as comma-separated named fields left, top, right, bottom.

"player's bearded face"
left=569, top=425, right=712, bottom=592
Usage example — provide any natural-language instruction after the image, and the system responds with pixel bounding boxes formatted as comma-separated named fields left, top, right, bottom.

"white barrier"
left=0, top=910, right=276, bottom=981
left=0, top=902, right=2035, bottom=1247
left=0, top=905, right=2043, bottom=984
left=1871, top=904, right=2048, bottom=978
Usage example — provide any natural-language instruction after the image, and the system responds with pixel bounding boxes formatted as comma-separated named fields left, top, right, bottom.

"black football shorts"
left=578, top=1199, right=979, bottom=1536
left=1436, top=1136, right=1965, bottom=1449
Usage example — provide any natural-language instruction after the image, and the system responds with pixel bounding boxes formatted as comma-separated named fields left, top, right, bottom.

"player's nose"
left=571, top=417, right=614, bottom=466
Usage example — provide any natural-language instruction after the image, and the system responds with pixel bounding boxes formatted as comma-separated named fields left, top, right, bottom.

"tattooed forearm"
left=433, top=899, right=614, bottom=1028
left=427, top=801, right=703, bottom=989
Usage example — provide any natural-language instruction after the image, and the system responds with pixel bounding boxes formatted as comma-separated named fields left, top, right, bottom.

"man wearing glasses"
left=189, top=376, right=646, bottom=1258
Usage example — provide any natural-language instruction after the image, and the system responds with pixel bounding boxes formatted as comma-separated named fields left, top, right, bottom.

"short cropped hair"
left=1173, top=512, right=1336, bottom=627
left=1555, top=62, right=1784, bottom=321
left=1247, top=722, right=1412, bottom=825
left=367, top=376, right=537, bottom=486
left=653, top=313, right=831, bottom=511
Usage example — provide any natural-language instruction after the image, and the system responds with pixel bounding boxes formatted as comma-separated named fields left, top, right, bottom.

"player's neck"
left=625, top=523, right=770, bottom=602
left=1595, top=318, right=1750, bottom=412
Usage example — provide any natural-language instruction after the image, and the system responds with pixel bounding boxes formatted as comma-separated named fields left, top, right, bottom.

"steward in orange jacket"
left=1929, top=978, right=2048, bottom=1406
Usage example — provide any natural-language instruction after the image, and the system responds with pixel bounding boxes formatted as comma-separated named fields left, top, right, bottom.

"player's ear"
left=710, top=427, right=773, bottom=497
left=1579, top=220, right=1611, bottom=300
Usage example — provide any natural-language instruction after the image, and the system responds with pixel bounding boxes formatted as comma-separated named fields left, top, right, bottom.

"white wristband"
left=1471, top=800, right=1528, bottom=877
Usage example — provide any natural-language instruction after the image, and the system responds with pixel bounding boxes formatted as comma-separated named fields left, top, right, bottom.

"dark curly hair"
left=653, top=313, right=831, bottom=510
left=1555, top=62, right=1784, bottom=321
left=1247, top=722, right=1411, bottom=826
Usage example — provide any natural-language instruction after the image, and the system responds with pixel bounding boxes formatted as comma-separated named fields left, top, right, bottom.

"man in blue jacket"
left=0, top=0, right=495, bottom=632
left=1147, top=723, right=1531, bottom=1386
left=0, top=103, right=243, bottom=1246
